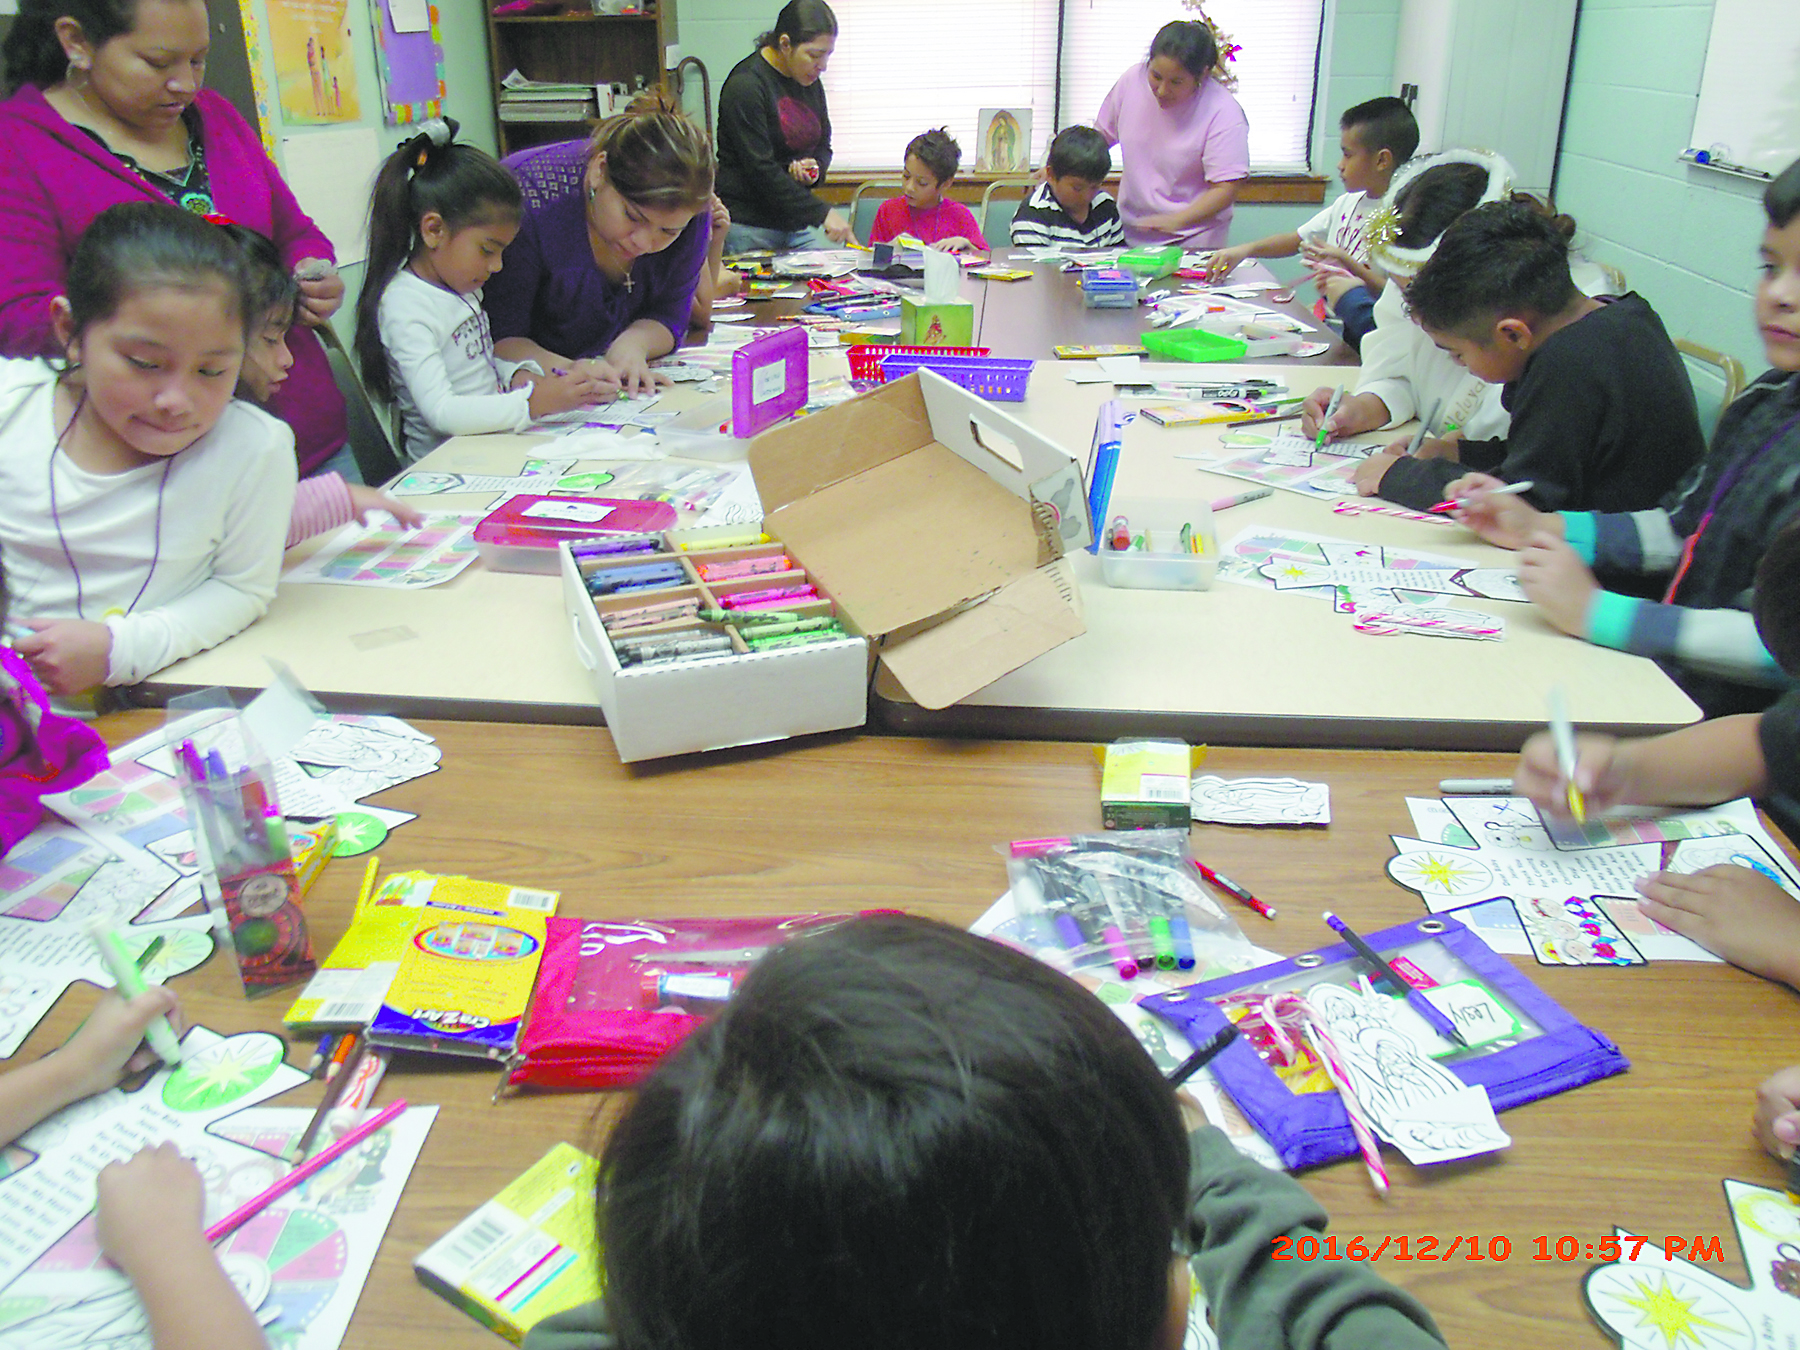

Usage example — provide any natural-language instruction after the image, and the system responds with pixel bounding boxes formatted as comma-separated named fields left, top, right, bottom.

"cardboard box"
left=901, top=295, right=975, bottom=346
left=563, top=371, right=1092, bottom=761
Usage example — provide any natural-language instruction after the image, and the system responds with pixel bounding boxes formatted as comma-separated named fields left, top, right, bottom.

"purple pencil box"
left=731, top=326, right=809, bottom=438
left=1140, top=913, right=1629, bottom=1171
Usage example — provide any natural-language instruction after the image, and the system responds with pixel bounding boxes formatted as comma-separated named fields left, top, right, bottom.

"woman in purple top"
left=0, top=0, right=350, bottom=478
left=486, top=97, right=714, bottom=398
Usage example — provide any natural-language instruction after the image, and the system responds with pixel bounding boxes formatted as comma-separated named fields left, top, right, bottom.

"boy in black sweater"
left=1352, top=200, right=1704, bottom=514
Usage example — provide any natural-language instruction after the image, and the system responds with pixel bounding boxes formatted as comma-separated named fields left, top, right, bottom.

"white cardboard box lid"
left=881, top=559, right=1086, bottom=709
left=746, top=371, right=1091, bottom=641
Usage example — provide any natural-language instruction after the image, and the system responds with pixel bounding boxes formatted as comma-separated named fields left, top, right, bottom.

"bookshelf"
left=486, top=4, right=672, bottom=157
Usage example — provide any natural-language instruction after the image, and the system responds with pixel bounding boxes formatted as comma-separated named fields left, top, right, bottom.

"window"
left=819, top=0, right=1324, bottom=173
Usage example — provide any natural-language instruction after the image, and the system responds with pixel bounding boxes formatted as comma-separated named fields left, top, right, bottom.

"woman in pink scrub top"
left=1095, top=20, right=1249, bottom=250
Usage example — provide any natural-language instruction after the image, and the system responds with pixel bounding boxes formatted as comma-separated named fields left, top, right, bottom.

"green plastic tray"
left=1140, top=328, right=1250, bottom=363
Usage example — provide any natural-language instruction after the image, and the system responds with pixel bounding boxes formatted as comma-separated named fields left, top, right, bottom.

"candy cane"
left=1353, top=609, right=1504, bottom=640
left=1219, top=991, right=1390, bottom=1195
left=1333, top=499, right=1449, bottom=525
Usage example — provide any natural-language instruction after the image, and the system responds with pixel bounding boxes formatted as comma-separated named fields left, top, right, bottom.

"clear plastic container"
left=1097, top=493, right=1217, bottom=591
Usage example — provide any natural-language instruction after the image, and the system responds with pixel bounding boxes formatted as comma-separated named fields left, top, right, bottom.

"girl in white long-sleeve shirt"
left=0, top=201, right=295, bottom=696
left=353, top=118, right=608, bottom=462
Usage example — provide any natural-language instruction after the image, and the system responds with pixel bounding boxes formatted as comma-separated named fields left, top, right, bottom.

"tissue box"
left=901, top=296, right=975, bottom=346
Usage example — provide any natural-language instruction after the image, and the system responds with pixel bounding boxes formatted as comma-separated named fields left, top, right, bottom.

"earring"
left=588, top=187, right=596, bottom=202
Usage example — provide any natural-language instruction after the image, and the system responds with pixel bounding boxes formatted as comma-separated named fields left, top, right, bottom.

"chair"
left=1675, top=337, right=1747, bottom=440
left=979, top=178, right=1036, bottom=246
left=316, top=323, right=403, bottom=487
left=850, top=179, right=903, bottom=244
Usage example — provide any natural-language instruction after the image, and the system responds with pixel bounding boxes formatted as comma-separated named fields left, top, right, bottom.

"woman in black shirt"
left=715, top=1, right=854, bottom=251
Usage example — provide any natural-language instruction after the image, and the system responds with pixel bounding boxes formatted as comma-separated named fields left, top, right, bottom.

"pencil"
left=323, top=1029, right=358, bottom=1081
left=290, top=1034, right=365, bottom=1162
left=208, top=1100, right=407, bottom=1244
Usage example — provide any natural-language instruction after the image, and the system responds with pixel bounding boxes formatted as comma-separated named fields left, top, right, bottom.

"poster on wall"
left=232, top=0, right=277, bottom=149
left=976, top=108, right=1032, bottom=173
left=370, top=0, right=446, bottom=125
left=267, top=0, right=363, bottom=124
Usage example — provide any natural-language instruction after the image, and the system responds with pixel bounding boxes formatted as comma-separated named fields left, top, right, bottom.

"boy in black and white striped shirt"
left=1009, top=126, right=1126, bottom=251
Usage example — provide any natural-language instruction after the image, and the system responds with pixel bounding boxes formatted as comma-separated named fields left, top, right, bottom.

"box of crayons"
left=560, top=371, right=1093, bottom=762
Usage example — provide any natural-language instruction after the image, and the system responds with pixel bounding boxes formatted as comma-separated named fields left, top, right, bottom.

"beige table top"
left=59, top=712, right=1800, bottom=1350
left=874, top=363, right=1701, bottom=749
left=145, top=356, right=1697, bottom=748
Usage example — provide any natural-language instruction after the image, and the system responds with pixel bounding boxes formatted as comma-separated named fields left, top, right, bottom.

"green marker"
left=86, top=921, right=183, bottom=1063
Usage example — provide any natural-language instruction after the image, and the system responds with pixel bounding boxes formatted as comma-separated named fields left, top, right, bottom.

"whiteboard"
left=1688, top=0, right=1800, bottom=177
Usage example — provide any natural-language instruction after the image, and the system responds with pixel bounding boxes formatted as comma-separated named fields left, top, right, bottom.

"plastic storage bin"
left=877, top=354, right=1034, bottom=401
left=1081, top=267, right=1139, bottom=308
left=846, top=343, right=990, bottom=379
left=1141, top=328, right=1250, bottom=363
left=1118, top=244, right=1183, bottom=280
left=1096, top=493, right=1218, bottom=591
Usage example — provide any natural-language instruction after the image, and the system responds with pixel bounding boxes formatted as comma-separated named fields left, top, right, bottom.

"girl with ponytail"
left=354, top=118, right=608, bottom=462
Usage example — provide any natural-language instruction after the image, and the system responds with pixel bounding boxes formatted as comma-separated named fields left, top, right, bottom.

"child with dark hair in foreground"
left=524, top=914, right=1446, bottom=1350
left=1359, top=199, right=1703, bottom=514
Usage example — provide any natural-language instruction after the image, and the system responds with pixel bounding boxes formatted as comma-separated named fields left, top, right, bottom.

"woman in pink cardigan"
left=0, top=0, right=349, bottom=478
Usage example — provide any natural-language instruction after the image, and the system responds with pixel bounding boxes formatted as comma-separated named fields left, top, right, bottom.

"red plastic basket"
left=846, top=343, right=990, bottom=379
left=878, top=354, right=1035, bottom=402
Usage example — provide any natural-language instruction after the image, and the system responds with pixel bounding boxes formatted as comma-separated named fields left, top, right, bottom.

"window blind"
left=818, top=0, right=1323, bottom=173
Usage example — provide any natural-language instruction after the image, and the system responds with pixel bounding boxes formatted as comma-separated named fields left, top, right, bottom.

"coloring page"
left=1307, top=982, right=1510, bottom=1165
left=0, top=1028, right=306, bottom=1289
left=1444, top=795, right=1758, bottom=856
left=1508, top=895, right=1646, bottom=967
left=0, top=822, right=178, bottom=926
left=0, top=1103, right=435, bottom=1350
left=0, top=916, right=214, bottom=1058
left=389, top=456, right=578, bottom=498
left=1217, top=528, right=1523, bottom=619
left=1257, top=544, right=1524, bottom=615
left=283, top=513, right=479, bottom=591
left=1584, top=1181, right=1800, bottom=1349
left=1189, top=776, right=1330, bottom=826
left=1191, top=445, right=1363, bottom=498
left=1388, top=834, right=1658, bottom=911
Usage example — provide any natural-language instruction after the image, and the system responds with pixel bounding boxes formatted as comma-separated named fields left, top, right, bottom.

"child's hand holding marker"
left=13, top=618, right=112, bottom=696
left=1299, top=385, right=1383, bottom=441
left=1442, top=472, right=1555, bottom=548
left=1513, top=727, right=1625, bottom=820
left=1314, top=385, right=1344, bottom=450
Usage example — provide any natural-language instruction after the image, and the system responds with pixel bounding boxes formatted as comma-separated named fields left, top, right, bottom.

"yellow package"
left=367, top=873, right=559, bottom=1059
left=413, top=1143, right=602, bottom=1344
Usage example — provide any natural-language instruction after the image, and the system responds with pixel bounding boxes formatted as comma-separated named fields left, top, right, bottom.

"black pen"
left=1166, top=1024, right=1239, bottom=1088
